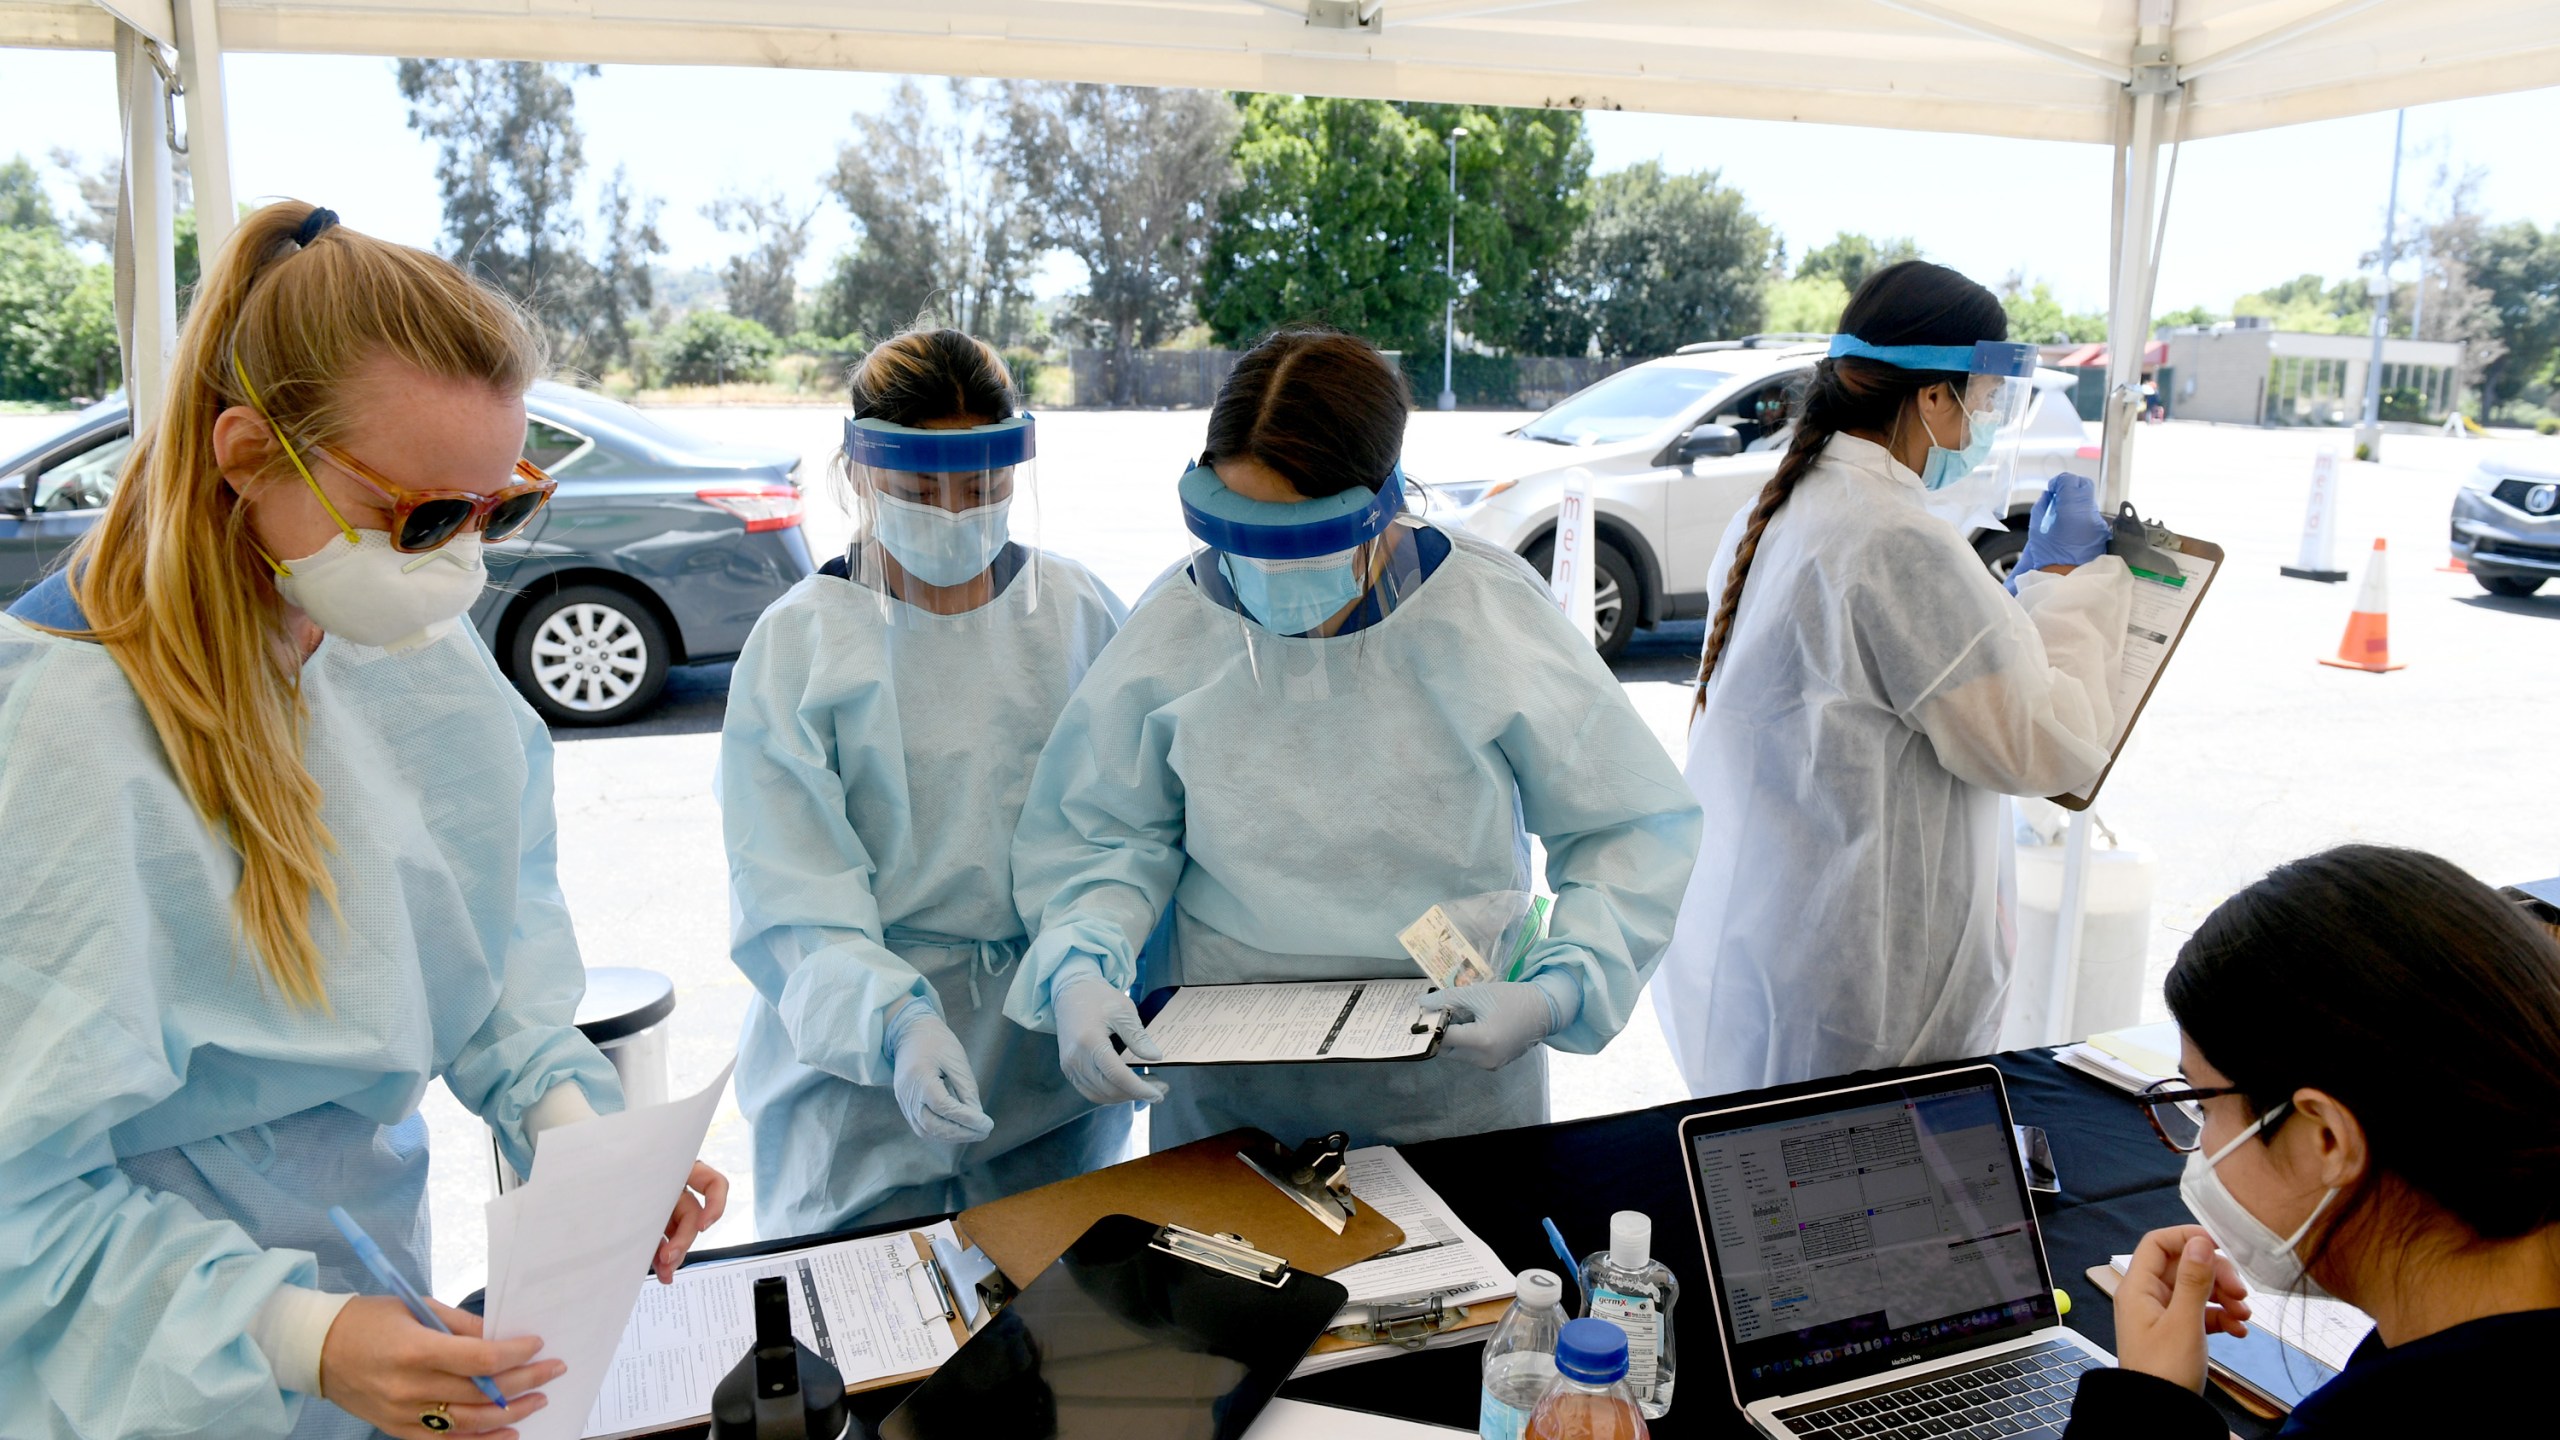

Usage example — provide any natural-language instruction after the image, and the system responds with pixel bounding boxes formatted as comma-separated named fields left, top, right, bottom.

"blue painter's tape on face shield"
left=1180, top=462, right=1405, bottom=635
left=1825, top=336, right=2037, bottom=379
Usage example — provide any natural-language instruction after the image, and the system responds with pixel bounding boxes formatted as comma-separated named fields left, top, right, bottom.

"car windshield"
left=1518, top=366, right=1734, bottom=446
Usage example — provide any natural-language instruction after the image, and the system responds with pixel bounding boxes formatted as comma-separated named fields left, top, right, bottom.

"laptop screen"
left=1682, top=1067, right=2058, bottom=1407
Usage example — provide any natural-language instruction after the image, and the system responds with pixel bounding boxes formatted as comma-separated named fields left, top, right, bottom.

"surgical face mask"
left=274, top=528, right=486, bottom=653
left=2178, top=1107, right=2340, bottom=1298
left=1219, top=548, right=1367, bottom=635
left=1918, top=393, right=1999, bottom=491
left=874, top=491, right=1011, bottom=586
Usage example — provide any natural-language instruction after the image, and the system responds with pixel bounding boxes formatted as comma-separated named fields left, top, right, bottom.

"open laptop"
left=1678, top=1064, right=2114, bottom=1439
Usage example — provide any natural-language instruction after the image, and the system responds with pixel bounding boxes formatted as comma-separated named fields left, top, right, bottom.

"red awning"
left=2055, top=340, right=2167, bottom=369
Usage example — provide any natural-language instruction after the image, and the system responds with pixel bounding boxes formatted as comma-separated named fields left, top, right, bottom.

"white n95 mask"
left=274, top=529, right=487, bottom=653
left=2178, top=1107, right=2340, bottom=1299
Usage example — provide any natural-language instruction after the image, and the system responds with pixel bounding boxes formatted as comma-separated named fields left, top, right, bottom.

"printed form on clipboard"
left=2055, top=514, right=2223, bottom=811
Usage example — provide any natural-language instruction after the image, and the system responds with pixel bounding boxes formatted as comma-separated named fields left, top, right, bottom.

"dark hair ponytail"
left=1202, top=326, right=1410, bottom=498
left=2168, top=845, right=2560, bottom=1255
left=1692, top=261, right=2006, bottom=711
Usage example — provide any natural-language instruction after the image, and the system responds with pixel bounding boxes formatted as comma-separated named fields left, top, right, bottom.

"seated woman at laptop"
left=2069, top=844, right=2560, bottom=1436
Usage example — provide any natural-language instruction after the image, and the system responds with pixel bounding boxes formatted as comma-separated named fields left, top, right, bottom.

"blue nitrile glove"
left=1051, top=956, right=1168, bottom=1105
left=887, top=999, right=996, bottom=1144
left=1416, top=973, right=1582, bottom=1071
left=2011, top=472, right=2113, bottom=591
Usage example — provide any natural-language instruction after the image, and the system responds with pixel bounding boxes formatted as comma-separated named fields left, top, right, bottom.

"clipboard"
left=954, top=1127, right=1406, bottom=1291
left=2054, top=511, right=2224, bottom=811
left=1131, top=979, right=1450, bottom=1065
left=874, top=1214, right=1352, bottom=1440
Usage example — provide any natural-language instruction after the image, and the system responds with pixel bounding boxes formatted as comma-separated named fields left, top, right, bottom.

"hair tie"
left=294, top=208, right=339, bottom=247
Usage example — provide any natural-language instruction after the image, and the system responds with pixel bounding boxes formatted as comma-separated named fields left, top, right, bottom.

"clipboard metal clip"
left=1150, top=1223, right=1294, bottom=1288
left=1329, top=1292, right=1470, bottom=1350
left=2107, top=502, right=2183, bottom=578
left=1237, top=1131, right=1357, bottom=1235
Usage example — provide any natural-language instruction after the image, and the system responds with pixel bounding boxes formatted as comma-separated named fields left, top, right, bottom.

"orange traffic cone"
left=2439, top=551, right=2469, bottom=574
left=2321, top=539, right=2406, bottom=673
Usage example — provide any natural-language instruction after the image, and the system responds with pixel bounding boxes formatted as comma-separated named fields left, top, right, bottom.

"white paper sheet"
left=481, top=1061, right=732, bottom=1440
left=2065, top=547, right=2215, bottom=805
left=2108, top=1254, right=2373, bottom=1371
left=583, top=1222, right=965, bottom=1439
left=1327, top=1148, right=1514, bottom=1316
left=1243, top=1397, right=1472, bottom=1439
left=1142, top=979, right=1443, bottom=1064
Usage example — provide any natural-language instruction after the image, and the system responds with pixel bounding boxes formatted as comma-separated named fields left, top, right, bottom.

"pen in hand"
left=328, top=1206, right=509, bottom=1409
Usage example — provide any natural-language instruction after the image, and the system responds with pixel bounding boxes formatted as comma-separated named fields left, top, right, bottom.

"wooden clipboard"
left=953, top=1127, right=1406, bottom=1290
left=2055, top=529, right=2224, bottom=811
left=847, top=1230, right=977, bottom=1395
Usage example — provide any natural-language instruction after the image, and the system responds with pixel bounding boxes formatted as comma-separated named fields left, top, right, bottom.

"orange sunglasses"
left=315, top=445, right=558, bottom=555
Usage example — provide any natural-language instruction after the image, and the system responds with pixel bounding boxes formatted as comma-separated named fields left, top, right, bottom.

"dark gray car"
left=0, top=383, right=815, bottom=725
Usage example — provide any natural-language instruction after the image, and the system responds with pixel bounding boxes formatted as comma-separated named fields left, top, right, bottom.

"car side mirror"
left=1675, top=423, right=1744, bottom=463
left=0, top=474, right=26, bottom=518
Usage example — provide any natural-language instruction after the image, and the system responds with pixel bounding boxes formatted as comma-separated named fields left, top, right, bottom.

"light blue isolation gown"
left=721, top=548, right=1130, bottom=1237
left=0, top=581, right=622, bottom=1440
left=1005, top=528, right=1703, bottom=1151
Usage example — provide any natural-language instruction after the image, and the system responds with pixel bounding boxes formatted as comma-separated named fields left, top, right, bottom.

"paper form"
left=583, top=1223, right=965, bottom=1439
left=2110, top=1255, right=2372, bottom=1371
left=1325, top=1148, right=1513, bottom=1318
left=480, top=1061, right=732, bottom=1440
left=1141, top=979, right=1443, bottom=1064
left=2063, top=546, right=2216, bottom=806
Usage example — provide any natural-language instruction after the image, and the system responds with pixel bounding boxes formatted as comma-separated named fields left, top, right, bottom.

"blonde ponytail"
left=57, top=200, right=544, bottom=1006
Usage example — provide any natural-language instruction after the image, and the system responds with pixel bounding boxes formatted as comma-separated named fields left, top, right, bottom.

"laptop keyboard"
left=1773, top=1339, right=2097, bottom=1439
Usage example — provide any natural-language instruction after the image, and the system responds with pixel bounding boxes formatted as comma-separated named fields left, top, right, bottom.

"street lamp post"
left=1440, top=125, right=1466, bottom=413
left=2354, top=108, right=2405, bottom=461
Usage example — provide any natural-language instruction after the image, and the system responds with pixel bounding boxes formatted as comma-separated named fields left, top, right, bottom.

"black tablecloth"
left=637, top=1048, right=2265, bottom=1439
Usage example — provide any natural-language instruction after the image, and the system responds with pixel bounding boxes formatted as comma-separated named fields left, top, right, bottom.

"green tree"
left=2472, top=221, right=2560, bottom=413
left=2232, top=273, right=2369, bottom=334
left=586, top=165, right=663, bottom=371
left=2154, top=303, right=2223, bottom=330
left=0, top=155, right=55, bottom=232
left=654, top=309, right=778, bottom=386
left=1762, top=273, right=1850, bottom=333
left=705, top=188, right=813, bottom=338
left=1201, top=96, right=1588, bottom=359
left=1001, top=82, right=1237, bottom=401
left=0, top=227, right=117, bottom=402
left=1525, top=161, right=1771, bottom=357
left=1798, top=232, right=1921, bottom=294
left=815, top=79, right=1036, bottom=348
left=1999, top=278, right=2107, bottom=344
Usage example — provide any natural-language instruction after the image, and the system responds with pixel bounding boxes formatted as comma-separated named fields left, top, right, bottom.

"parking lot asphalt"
left=6, top=406, right=2554, bottom=1299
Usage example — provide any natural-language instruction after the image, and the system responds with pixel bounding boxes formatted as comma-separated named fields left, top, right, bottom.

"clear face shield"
left=1829, top=336, right=2037, bottom=534
left=843, top=414, right=1040, bottom=628
left=1179, top=461, right=1424, bottom=699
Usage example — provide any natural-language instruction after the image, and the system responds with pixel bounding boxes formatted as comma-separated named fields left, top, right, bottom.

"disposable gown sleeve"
left=720, top=617, right=933, bottom=1085
left=445, top=664, right=626, bottom=1179
left=0, top=653, right=314, bottom=1437
left=1493, top=594, right=1706, bottom=1054
left=1871, top=550, right=2134, bottom=799
left=1005, top=628, right=1187, bottom=1033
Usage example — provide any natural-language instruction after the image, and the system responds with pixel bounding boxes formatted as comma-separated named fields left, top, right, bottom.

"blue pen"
left=328, top=1206, right=509, bottom=1409
left=1542, top=1216, right=1583, bottom=1301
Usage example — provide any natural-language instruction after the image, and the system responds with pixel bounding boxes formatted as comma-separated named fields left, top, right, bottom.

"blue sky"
left=4, top=47, right=2553, bottom=319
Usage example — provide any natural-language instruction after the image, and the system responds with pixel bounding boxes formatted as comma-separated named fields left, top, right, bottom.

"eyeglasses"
left=317, top=445, right=557, bottom=554
left=2134, top=1077, right=2259, bottom=1153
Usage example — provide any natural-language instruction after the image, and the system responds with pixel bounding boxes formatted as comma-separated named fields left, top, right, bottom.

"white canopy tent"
left=10, top=0, right=2560, bottom=1039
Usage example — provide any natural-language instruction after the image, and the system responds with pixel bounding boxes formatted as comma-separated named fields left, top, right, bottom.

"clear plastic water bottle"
left=1479, top=1270, right=1567, bottom=1440
left=1524, top=1317, right=1650, bottom=1440
left=1577, top=1211, right=1677, bottom=1419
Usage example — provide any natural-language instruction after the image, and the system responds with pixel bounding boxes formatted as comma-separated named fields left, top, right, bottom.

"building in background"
left=2161, top=319, right=2465, bottom=428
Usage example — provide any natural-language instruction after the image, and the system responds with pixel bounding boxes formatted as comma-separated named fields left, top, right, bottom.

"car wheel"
left=2479, top=574, right=2547, bottom=598
left=508, top=584, right=671, bottom=727
left=1973, top=524, right=2030, bottom=584
left=1523, top=537, right=1643, bottom=660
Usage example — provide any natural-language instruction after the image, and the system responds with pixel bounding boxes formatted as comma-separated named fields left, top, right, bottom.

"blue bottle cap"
left=1556, top=1317, right=1630, bottom=1385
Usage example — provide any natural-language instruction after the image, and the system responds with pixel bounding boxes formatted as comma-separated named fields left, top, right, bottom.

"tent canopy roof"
left=10, top=0, right=2557, bottom=145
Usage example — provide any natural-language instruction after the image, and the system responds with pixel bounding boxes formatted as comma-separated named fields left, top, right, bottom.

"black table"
left=645, top=1048, right=2267, bottom=1438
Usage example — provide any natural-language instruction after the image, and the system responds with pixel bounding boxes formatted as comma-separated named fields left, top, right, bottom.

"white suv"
left=1412, top=341, right=2096, bottom=657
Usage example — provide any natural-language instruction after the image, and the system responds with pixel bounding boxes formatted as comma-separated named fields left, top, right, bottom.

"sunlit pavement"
left=9, top=408, right=2553, bottom=1299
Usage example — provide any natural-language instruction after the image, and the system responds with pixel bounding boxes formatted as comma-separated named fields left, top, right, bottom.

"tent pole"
left=114, top=23, right=178, bottom=419
left=175, top=0, right=235, bottom=262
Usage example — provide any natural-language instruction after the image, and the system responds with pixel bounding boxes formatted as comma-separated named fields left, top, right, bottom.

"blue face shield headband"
left=1826, top=336, right=2035, bottom=491
left=845, top=414, right=1035, bottom=585
left=1180, top=462, right=1405, bottom=634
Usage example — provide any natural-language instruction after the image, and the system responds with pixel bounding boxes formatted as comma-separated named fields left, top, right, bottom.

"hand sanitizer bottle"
left=1578, top=1211, right=1677, bottom=1419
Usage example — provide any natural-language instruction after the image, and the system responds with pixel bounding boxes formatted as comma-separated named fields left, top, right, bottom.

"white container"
left=2002, top=837, right=2156, bottom=1048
